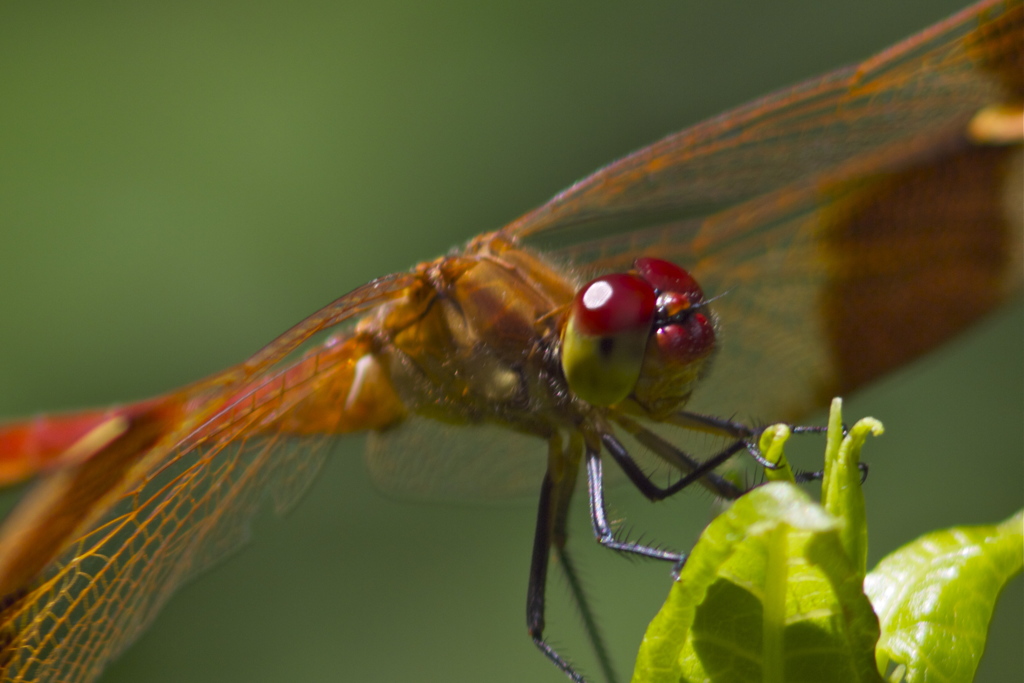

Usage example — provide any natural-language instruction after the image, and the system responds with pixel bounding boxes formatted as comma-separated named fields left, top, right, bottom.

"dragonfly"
left=0, top=1, right=1021, bottom=681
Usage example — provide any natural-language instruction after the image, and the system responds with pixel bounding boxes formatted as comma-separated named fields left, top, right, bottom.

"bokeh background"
left=1, top=1, right=1020, bottom=682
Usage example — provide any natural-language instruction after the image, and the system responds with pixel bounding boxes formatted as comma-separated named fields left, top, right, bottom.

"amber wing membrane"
left=504, top=1, right=1020, bottom=242
left=504, top=0, right=1023, bottom=422
left=0, top=275, right=414, bottom=682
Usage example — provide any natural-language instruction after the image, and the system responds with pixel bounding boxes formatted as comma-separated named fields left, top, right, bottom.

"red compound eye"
left=571, top=273, right=656, bottom=337
left=634, top=257, right=704, bottom=302
left=562, top=273, right=658, bottom=406
left=654, top=312, right=716, bottom=361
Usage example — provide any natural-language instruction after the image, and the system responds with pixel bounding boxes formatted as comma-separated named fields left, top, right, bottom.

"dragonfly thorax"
left=368, top=240, right=581, bottom=436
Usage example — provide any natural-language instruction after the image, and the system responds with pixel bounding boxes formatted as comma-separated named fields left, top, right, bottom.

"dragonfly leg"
left=668, top=411, right=853, bottom=477
left=528, top=425, right=836, bottom=680
left=605, top=420, right=745, bottom=500
left=794, top=461, right=870, bottom=484
left=528, top=438, right=617, bottom=683
left=601, top=432, right=747, bottom=503
left=585, top=445, right=685, bottom=563
left=526, top=476, right=567, bottom=680
left=667, top=411, right=788, bottom=470
left=554, top=545, right=618, bottom=683
left=667, top=410, right=756, bottom=439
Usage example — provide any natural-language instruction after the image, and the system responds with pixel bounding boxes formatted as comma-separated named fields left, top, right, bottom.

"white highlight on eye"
left=582, top=281, right=613, bottom=309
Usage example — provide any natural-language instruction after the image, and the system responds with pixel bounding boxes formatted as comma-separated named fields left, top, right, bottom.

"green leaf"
left=631, top=399, right=1020, bottom=683
left=820, top=398, right=883, bottom=579
left=759, top=424, right=795, bottom=484
left=864, top=509, right=1024, bottom=683
left=631, top=482, right=883, bottom=683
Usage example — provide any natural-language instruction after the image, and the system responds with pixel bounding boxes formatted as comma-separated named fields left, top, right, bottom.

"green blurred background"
left=0, top=1, right=1020, bottom=681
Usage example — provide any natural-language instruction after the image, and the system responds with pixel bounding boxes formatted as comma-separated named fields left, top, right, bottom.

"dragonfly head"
left=560, top=257, right=716, bottom=416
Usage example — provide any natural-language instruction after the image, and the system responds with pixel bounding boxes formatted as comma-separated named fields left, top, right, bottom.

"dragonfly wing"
left=501, top=0, right=1023, bottom=422
left=502, top=0, right=1021, bottom=245
left=0, top=274, right=418, bottom=683
left=0, top=431, right=334, bottom=683
left=364, top=416, right=746, bottom=503
left=365, top=418, right=547, bottom=503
